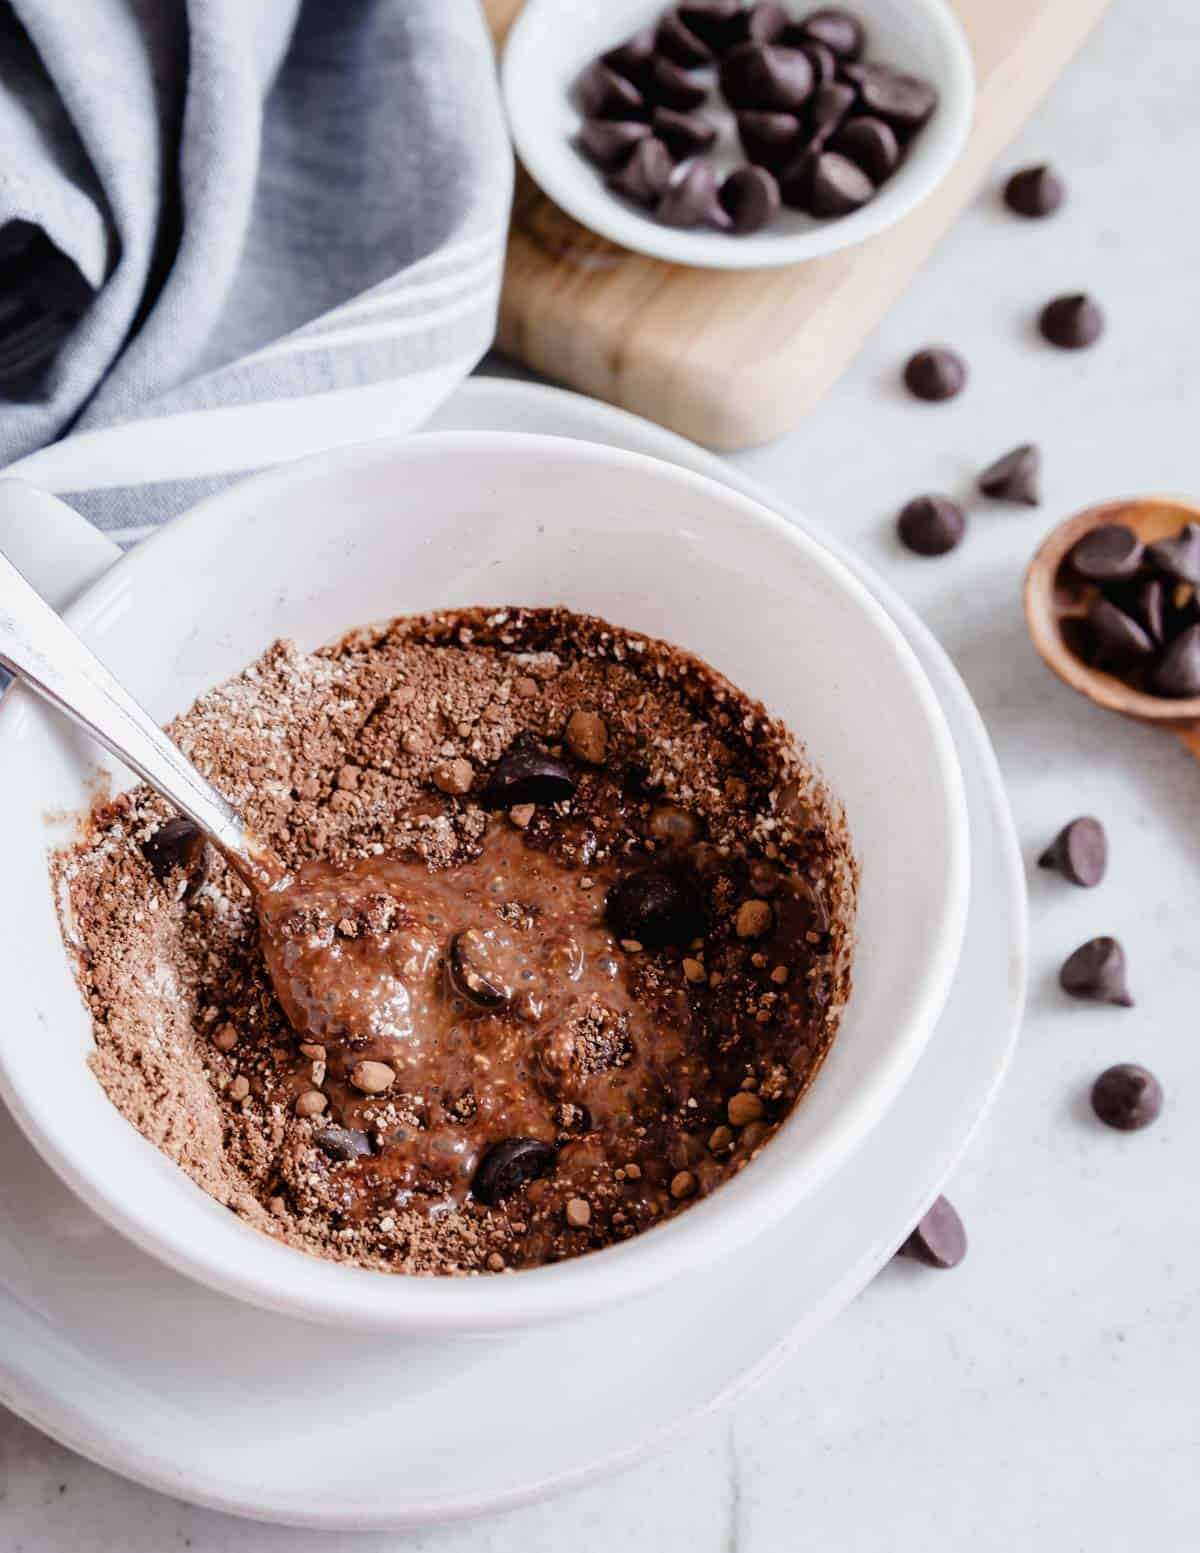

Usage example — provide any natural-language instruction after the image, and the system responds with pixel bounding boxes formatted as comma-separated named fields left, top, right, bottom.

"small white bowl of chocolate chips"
left=503, top=0, right=975, bottom=269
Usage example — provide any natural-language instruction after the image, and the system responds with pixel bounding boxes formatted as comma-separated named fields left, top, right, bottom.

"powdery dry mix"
left=52, top=607, right=856, bottom=1276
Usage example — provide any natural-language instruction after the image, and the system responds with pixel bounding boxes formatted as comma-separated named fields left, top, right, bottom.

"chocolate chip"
left=472, top=1137, right=556, bottom=1206
left=719, top=165, right=781, bottom=234
left=800, top=40, right=838, bottom=83
left=141, top=816, right=209, bottom=895
left=778, top=146, right=820, bottom=209
left=481, top=746, right=577, bottom=808
left=898, top=1196, right=966, bottom=1269
left=736, top=109, right=802, bottom=170
left=607, top=137, right=675, bottom=206
left=606, top=865, right=706, bottom=949
left=842, top=63, right=937, bottom=132
left=808, top=150, right=875, bottom=216
left=1068, top=524, right=1144, bottom=582
left=1003, top=163, right=1065, bottom=218
left=650, top=55, right=709, bottom=112
left=807, top=80, right=856, bottom=145
left=1091, top=1064, right=1162, bottom=1132
left=897, top=495, right=966, bottom=556
left=657, top=160, right=733, bottom=229
left=736, top=2, right=791, bottom=44
left=1149, top=622, right=1200, bottom=698
left=1060, top=936, right=1133, bottom=1007
left=313, top=1125, right=374, bottom=1162
left=1146, top=522, right=1200, bottom=585
left=830, top=115, right=900, bottom=182
left=978, top=443, right=1041, bottom=506
left=720, top=43, right=815, bottom=113
left=448, top=928, right=511, bottom=1009
left=1130, top=578, right=1166, bottom=644
left=903, top=347, right=967, bottom=403
left=793, top=8, right=865, bottom=60
left=656, top=10, right=712, bottom=67
left=1084, top=597, right=1155, bottom=669
left=1039, top=293, right=1104, bottom=350
left=578, top=118, right=652, bottom=171
left=579, top=61, right=647, bottom=121
left=1038, top=816, right=1107, bottom=887
left=601, top=28, right=658, bottom=92
left=653, top=106, right=717, bottom=159
left=677, top=1, right=744, bottom=52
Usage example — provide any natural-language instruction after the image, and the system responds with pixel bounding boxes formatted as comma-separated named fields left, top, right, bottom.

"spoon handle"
left=0, top=544, right=270, bottom=887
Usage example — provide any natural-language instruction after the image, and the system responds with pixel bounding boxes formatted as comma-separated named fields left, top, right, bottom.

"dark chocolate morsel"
left=1060, top=936, right=1133, bottom=1007
left=807, top=80, right=856, bottom=145
left=978, top=443, right=1041, bottom=505
left=719, top=165, right=781, bottom=234
left=606, top=866, right=706, bottom=949
left=649, top=55, right=709, bottom=112
left=606, top=136, right=675, bottom=206
left=656, top=11, right=712, bottom=67
left=141, top=816, right=209, bottom=894
left=896, top=495, right=966, bottom=557
left=735, top=2, right=791, bottom=44
left=600, top=28, right=658, bottom=92
left=903, top=347, right=967, bottom=403
left=1038, top=816, right=1107, bottom=887
left=481, top=746, right=577, bottom=808
left=1039, top=293, right=1104, bottom=350
left=808, top=150, right=875, bottom=216
left=1068, top=523, right=1143, bottom=582
left=842, top=62, right=937, bottom=132
left=472, top=1138, right=556, bottom=1206
left=778, top=146, right=819, bottom=209
left=448, top=929, right=512, bottom=1009
left=1146, top=522, right=1200, bottom=585
left=1091, top=1064, right=1162, bottom=1132
left=736, top=109, right=802, bottom=171
left=677, top=1, right=744, bottom=52
left=1130, top=578, right=1166, bottom=644
left=799, top=40, right=838, bottom=83
left=657, top=160, right=732, bottom=230
left=794, top=7, right=865, bottom=60
left=1149, top=622, right=1200, bottom=698
left=1084, top=597, right=1155, bottom=669
left=830, top=115, right=900, bottom=182
left=1003, top=163, right=1065, bottom=218
left=578, top=60, right=647, bottom=121
left=313, top=1125, right=374, bottom=1162
left=898, top=1196, right=966, bottom=1269
left=653, top=106, right=718, bottom=160
left=720, top=43, right=815, bottom=113
left=578, top=118, right=652, bottom=171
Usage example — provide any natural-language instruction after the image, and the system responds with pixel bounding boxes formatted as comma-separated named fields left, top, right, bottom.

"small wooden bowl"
left=1024, top=496, right=1200, bottom=733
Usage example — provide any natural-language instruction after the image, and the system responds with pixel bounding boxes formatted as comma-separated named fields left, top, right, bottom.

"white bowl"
left=503, top=0, right=975, bottom=270
left=0, top=433, right=968, bottom=1332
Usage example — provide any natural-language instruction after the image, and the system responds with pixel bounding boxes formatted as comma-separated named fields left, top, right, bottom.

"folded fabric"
left=0, top=0, right=512, bottom=537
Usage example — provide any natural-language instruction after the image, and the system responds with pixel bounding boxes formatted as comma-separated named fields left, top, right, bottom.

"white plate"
left=503, top=0, right=974, bottom=270
left=0, top=380, right=1025, bottom=1528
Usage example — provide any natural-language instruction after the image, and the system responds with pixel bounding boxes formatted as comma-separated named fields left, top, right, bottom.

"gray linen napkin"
left=0, top=0, right=512, bottom=537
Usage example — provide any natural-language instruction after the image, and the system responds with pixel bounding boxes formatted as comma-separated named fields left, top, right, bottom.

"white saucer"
left=0, top=379, right=1025, bottom=1529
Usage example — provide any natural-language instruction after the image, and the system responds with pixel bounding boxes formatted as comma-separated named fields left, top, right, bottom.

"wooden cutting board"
left=484, top=0, right=1113, bottom=449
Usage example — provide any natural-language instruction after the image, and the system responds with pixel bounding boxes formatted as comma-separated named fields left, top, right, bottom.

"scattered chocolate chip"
left=898, top=1196, right=966, bottom=1269
left=736, top=109, right=802, bottom=170
left=978, top=443, right=1041, bottom=506
left=903, top=347, right=967, bottom=403
left=1038, top=816, right=1107, bottom=887
left=829, top=115, right=899, bottom=182
left=606, top=865, right=706, bottom=949
left=1085, top=597, right=1155, bottom=669
left=1091, top=1064, right=1162, bottom=1132
left=842, top=62, right=937, bottom=132
left=1060, top=936, right=1133, bottom=1007
left=806, top=80, right=856, bottom=145
left=579, top=60, right=647, bottom=121
left=1130, top=578, right=1166, bottom=644
left=448, top=928, right=512, bottom=1009
left=578, top=118, right=652, bottom=171
left=1003, top=163, right=1065, bottom=218
left=313, top=1125, right=374, bottom=1162
left=482, top=745, right=577, bottom=808
left=1068, top=524, right=1143, bottom=582
left=778, top=146, right=819, bottom=209
left=607, top=135, right=674, bottom=207
left=658, top=160, right=733, bottom=230
left=656, top=10, right=712, bottom=66
left=652, top=105, right=718, bottom=159
left=897, top=495, right=966, bottom=556
left=1149, top=622, right=1200, bottom=698
left=737, top=2, right=790, bottom=44
left=472, top=1137, right=556, bottom=1206
left=650, top=55, right=709, bottom=113
left=793, top=7, right=865, bottom=59
left=677, top=1, right=744, bottom=52
left=720, top=43, right=815, bottom=113
left=1039, top=293, right=1104, bottom=350
left=808, top=150, right=874, bottom=216
left=140, top=816, right=209, bottom=894
left=601, top=28, right=658, bottom=92
left=800, top=40, right=838, bottom=83
left=1146, top=522, right=1200, bottom=585
left=720, top=164, right=781, bottom=233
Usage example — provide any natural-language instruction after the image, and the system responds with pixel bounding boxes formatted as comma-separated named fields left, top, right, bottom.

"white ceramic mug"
left=0, top=432, right=969, bottom=1332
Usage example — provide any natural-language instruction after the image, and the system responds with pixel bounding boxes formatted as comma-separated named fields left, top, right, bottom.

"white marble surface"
left=4, top=0, right=1200, bottom=1545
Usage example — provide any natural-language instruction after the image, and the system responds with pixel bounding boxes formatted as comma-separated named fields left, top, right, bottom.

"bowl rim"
left=0, top=430, right=970, bottom=1331
left=501, top=0, right=976, bottom=272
